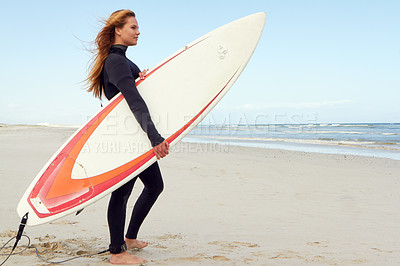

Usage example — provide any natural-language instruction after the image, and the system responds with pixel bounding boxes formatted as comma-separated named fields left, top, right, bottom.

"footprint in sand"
left=269, top=250, right=304, bottom=260
left=306, top=241, right=328, bottom=248
left=0, top=230, right=17, bottom=238
left=34, top=234, right=56, bottom=242
left=208, top=240, right=259, bottom=250
left=156, top=254, right=231, bottom=264
left=371, top=247, right=393, bottom=253
left=49, top=220, right=79, bottom=225
left=35, top=241, right=67, bottom=254
left=152, top=243, right=168, bottom=249
left=157, top=233, right=183, bottom=240
left=210, top=255, right=230, bottom=261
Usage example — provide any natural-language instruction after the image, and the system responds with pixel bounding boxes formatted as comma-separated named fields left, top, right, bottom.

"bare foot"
left=110, top=251, right=146, bottom=265
left=125, top=238, right=149, bottom=250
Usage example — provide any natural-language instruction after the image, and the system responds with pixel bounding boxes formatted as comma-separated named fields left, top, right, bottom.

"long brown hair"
left=86, top=10, right=136, bottom=99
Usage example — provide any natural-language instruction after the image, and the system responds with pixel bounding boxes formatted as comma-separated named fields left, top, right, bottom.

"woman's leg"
left=126, top=162, right=164, bottom=240
left=108, top=176, right=137, bottom=250
left=108, top=177, right=147, bottom=264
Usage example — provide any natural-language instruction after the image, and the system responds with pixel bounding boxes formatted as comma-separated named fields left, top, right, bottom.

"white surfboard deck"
left=17, top=12, right=266, bottom=226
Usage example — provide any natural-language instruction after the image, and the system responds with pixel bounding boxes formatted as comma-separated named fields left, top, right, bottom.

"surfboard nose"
left=232, top=12, right=266, bottom=41
left=248, top=12, right=267, bottom=30
left=254, top=11, right=267, bottom=21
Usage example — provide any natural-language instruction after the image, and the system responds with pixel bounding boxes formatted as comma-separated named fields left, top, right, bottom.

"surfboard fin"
left=76, top=209, right=84, bottom=216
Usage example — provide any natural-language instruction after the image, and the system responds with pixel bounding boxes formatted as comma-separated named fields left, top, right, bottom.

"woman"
left=86, top=9, right=169, bottom=265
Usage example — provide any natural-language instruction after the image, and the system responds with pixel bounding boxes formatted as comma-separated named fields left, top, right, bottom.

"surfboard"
left=17, top=12, right=266, bottom=226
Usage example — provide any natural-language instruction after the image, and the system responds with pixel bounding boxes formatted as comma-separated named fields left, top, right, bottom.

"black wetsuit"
left=102, top=44, right=164, bottom=254
left=102, top=44, right=164, bottom=147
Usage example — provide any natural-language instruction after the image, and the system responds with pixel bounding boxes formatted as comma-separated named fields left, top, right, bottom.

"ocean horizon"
left=1, top=122, right=399, bottom=160
left=186, top=123, right=400, bottom=160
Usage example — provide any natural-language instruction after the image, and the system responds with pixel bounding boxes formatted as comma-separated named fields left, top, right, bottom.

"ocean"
left=184, top=123, right=400, bottom=160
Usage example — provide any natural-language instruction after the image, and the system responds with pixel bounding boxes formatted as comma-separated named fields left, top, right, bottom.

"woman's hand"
left=139, top=69, right=149, bottom=80
left=153, top=140, right=169, bottom=160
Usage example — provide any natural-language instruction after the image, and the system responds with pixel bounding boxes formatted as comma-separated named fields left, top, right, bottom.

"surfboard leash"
left=0, top=212, right=28, bottom=265
left=0, top=213, right=110, bottom=265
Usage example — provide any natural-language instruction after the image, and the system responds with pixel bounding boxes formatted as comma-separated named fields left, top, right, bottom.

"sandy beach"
left=1, top=125, right=400, bottom=265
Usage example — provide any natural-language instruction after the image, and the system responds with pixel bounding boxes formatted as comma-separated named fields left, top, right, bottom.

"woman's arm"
left=104, top=55, right=165, bottom=147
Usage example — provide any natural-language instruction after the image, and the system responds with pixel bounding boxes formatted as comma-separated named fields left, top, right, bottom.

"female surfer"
left=86, top=9, right=169, bottom=265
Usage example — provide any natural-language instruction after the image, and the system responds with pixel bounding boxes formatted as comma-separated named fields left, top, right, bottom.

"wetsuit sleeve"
left=104, top=55, right=164, bottom=147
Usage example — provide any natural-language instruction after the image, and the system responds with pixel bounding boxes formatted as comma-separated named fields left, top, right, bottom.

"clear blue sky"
left=0, top=0, right=399, bottom=125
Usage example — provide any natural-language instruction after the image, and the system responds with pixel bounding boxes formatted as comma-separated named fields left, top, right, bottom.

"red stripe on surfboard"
left=29, top=95, right=124, bottom=199
left=41, top=151, right=155, bottom=213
